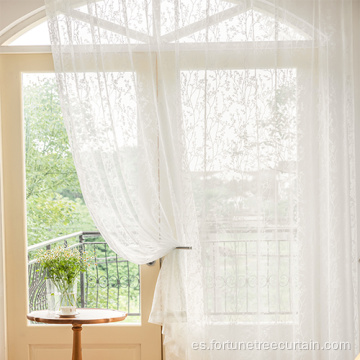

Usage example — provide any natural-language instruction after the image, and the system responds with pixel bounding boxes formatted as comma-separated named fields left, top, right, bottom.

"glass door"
left=0, top=53, right=162, bottom=360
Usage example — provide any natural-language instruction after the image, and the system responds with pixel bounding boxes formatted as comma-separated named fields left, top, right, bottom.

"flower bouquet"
left=36, top=246, right=92, bottom=316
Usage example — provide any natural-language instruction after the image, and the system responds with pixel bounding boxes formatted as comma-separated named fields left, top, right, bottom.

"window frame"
left=0, top=52, right=162, bottom=360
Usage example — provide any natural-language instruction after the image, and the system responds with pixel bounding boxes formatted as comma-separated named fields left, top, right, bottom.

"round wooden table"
left=27, top=309, right=127, bottom=360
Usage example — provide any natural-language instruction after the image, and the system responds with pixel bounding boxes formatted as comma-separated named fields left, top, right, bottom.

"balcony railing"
left=27, top=232, right=140, bottom=320
left=203, top=225, right=295, bottom=321
left=27, top=226, right=294, bottom=323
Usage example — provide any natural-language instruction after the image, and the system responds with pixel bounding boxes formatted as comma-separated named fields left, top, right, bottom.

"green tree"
left=24, top=76, right=140, bottom=321
left=24, top=75, right=96, bottom=245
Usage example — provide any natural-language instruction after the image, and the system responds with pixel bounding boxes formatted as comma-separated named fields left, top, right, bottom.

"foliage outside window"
left=24, top=74, right=96, bottom=246
left=24, top=74, right=140, bottom=321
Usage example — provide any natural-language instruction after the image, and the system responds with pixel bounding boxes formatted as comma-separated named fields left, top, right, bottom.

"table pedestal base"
left=26, top=309, right=127, bottom=360
left=72, top=324, right=82, bottom=360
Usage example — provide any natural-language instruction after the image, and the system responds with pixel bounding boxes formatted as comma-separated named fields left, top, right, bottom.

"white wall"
left=0, top=0, right=44, bottom=44
left=0, top=0, right=43, bottom=33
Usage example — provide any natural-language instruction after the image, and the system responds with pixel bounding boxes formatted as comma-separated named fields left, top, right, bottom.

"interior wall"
left=0, top=0, right=44, bottom=45
left=0, top=0, right=44, bottom=34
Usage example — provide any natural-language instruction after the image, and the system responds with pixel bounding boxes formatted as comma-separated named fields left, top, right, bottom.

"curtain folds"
left=45, top=0, right=359, bottom=359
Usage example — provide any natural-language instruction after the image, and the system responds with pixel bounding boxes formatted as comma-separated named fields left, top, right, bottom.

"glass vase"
left=46, top=279, right=60, bottom=315
left=58, top=280, right=78, bottom=316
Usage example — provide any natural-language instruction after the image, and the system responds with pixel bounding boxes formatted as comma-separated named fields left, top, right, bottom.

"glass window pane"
left=23, top=73, right=140, bottom=323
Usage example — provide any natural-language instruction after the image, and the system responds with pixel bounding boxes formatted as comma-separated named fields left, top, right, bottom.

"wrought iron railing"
left=28, top=226, right=294, bottom=322
left=27, top=232, right=140, bottom=318
left=203, top=226, right=295, bottom=320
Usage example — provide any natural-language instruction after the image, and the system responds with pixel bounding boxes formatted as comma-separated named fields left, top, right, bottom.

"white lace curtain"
left=45, top=0, right=359, bottom=359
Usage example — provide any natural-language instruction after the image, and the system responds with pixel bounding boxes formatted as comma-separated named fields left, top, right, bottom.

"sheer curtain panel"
left=45, top=0, right=359, bottom=359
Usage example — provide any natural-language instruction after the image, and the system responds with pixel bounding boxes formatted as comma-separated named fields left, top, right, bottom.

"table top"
left=27, top=308, right=127, bottom=325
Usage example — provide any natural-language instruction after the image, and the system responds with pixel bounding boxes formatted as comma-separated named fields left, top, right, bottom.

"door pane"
left=23, top=73, right=140, bottom=323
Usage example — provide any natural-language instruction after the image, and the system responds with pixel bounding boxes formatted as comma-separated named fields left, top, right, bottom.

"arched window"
left=8, top=21, right=50, bottom=46
left=41, top=0, right=315, bottom=322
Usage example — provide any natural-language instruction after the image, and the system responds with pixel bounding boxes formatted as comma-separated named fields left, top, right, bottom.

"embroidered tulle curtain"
left=45, top=0, right=359, bottom=359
